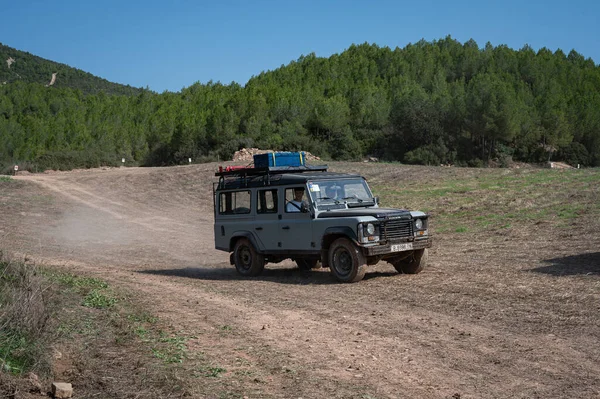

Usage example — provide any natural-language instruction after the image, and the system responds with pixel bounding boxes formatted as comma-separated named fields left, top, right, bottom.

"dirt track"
left=2, top=163, right=600, bottom=398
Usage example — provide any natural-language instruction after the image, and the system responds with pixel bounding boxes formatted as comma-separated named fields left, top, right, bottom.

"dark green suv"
left=214, top=165, right=431, bottom=283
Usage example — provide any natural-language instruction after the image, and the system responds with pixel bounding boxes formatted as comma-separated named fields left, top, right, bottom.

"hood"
left=317, top=207, right=411, bottom=219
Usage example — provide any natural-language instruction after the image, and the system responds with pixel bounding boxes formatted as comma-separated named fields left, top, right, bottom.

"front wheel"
left=328, top=238, right=367, bottom=283
left=233, top=238, right=265, bottom=277
left=392, top=248, right=427, bottom=274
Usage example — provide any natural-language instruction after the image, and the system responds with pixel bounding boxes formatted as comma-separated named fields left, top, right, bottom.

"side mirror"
left=374, top=196, right=380, bottom=205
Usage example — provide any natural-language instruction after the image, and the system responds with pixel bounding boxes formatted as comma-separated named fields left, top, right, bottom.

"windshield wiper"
left=318, top=196, right=340, bottom=204
left=342, top=196, right=363, bottom=203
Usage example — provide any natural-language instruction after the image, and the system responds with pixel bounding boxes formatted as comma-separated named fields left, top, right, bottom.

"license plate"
left=391, top=243, right=413, bottom=252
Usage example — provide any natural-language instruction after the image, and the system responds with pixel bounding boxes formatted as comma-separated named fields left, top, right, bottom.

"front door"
left=279, top=186, right=313, bottom=251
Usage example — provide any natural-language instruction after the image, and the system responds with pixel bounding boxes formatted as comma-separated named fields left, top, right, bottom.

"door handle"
left=282, top=226, right=290, bottom=230
left=255, top=227, right=263, bottom=231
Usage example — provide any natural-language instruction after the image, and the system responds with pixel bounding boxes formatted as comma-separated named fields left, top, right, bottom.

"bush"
left=495, top=143, right=515, bottom=168
left=404, top=147, right=440, bottom=165
left=558, top=142, right=590, bottom=167
left=0, top=253, right=53, bottom=375
left=33, top=149, right=120, bottom=171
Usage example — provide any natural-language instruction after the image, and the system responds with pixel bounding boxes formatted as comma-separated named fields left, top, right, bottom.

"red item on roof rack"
left=218, top=165, right=252, bottom=173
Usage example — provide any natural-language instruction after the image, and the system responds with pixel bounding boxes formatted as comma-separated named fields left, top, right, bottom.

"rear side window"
left=257, top=189, right=278, bottom=214
left=219, top=191, right=251, bottom=214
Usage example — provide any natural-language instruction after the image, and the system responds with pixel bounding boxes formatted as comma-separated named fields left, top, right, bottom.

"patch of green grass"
left=555, top=204, right=584, bottom=219
left=46, top=271, right=117, bottom=309
left=151, top=347, right=185, bottom=364
left=83, top=288, right=117, bottom=309
left=220, top=325, right=233, bottom=331
left=0, top=176, right=12, bottom=182
left=372, top=167, right=600, bottom=235
left=0, top=330, right=35, bottom=374
left=194, top=365, right=226, bottom=378
left=127, top=312, right=158, bottom=324
left=149, top=330, right=189, bottom=364
left=46, top=271, right=108, bottom=291
left=134, top=326, right=149, bottom=339
left=455, top=227, right=468, bottom=233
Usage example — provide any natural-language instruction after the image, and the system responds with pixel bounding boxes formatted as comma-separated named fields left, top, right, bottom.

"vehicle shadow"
left=138, top=266, right=397, bottom=285
left=528, top=252, right=600, bottom=276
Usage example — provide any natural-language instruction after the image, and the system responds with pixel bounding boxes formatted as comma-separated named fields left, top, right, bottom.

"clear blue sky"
left=1, top=0, right=598, bottom=93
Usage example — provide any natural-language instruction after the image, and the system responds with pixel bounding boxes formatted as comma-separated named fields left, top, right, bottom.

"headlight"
left=366, top=223, right=375, bottom=235
left=415, top=219, right=423, bottom=230
left=358, top=223, right=379, bottom=244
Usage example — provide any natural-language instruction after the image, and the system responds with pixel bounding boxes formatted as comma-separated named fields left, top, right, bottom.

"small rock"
left=27, top=372, right=42, bottom=393
left=52, top=382, right=73, bottom=399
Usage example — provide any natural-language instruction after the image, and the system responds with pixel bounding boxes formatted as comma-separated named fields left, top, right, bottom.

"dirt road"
left=3, top=164, right=599, bottom=398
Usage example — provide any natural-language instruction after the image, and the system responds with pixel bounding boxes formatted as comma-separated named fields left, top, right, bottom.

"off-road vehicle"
left=213, top=160, right=432, bottom=283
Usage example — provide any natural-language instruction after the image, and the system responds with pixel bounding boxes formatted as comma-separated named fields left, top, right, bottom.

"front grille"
left=382, top=219, right=413, bottom=240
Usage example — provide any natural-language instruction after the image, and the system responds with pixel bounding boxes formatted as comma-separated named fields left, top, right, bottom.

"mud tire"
left=392, top=248, right=427, bottom=274
left=233, top=238, right=265, bottom=277
left=328, top=238, right=367, bottom=283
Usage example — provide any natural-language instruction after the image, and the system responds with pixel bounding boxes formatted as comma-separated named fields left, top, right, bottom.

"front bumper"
left=363, top=237, right=432, bottom=256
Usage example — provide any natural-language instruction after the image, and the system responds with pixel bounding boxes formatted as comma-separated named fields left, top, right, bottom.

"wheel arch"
left=229, top=231, right=261, bottom=253
left=320, top=227, right=358, bottom=268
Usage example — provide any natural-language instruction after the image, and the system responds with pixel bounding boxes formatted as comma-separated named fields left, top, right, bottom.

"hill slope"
left=1, top=37, right=600, bottom=172
left=0, top=42, right=142, bottom=96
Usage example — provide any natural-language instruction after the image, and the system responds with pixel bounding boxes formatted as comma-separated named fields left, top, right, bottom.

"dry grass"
left=0, top=254, right=191, bottom=398
left=0, top=252, right=53, bottom=376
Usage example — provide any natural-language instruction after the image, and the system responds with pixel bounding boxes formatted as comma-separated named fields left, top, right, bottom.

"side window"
left=285, top=187, right=307, bottom=213
left=219, top=191, right=251, bottom=214
left=257, top=189, right=278, bottom=214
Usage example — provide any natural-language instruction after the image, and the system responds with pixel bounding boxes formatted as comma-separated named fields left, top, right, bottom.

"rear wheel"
left=295, top=258, right=318, bottom=271
left=328, top=238, right=367, bottom=283
left=233, top=238, right=265, bottom=277
left=392, top=248, right=427, bottom=274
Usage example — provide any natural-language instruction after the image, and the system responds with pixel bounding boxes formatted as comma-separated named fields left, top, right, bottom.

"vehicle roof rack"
left=215, top=165, right=329, bottom=189
left=215, top=164, right=328, bottom=178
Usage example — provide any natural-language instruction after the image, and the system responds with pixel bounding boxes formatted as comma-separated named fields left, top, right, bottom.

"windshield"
left=307, top=178, right=373, bottom=205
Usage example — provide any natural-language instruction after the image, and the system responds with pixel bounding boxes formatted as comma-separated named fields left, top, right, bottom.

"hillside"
left=1, top=37, right=600, bottom=173
left=0, top=42, right=142, bottom=96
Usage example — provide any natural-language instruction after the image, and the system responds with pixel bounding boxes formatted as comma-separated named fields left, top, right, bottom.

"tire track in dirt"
left=17, top=175, right=198, bottom=234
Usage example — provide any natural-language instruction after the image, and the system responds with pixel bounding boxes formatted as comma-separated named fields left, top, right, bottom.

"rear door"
left=214, top=189, right=253, bottom=251
left=253, top=188, right=280, bottom=251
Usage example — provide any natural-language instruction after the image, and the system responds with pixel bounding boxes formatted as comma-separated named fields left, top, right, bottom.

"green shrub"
left=558, top=142, right=590, bottom=167
left=33, top=150, right=120, bottom=171
left=404, top=145, right=442, bottom=166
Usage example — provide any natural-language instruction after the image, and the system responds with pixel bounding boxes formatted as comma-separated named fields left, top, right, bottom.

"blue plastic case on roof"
left=253, top=152, right=306, bottom=168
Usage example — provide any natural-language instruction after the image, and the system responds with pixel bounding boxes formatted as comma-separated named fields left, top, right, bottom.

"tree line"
left=1, top=36, right=599, bottom=173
